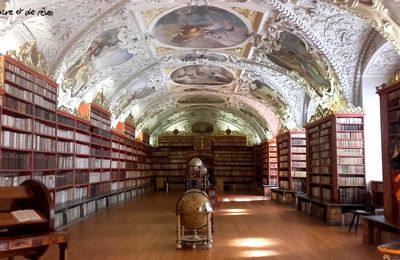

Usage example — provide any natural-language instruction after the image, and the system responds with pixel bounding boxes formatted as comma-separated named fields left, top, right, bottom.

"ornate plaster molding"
left=324, top=0, right=400, bottom=54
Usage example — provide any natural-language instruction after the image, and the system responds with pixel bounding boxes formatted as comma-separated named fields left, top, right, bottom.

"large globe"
left=176, top=188, right=213, bottom=229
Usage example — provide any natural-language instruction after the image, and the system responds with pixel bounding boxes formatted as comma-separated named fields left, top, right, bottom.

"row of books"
left=0, top=175, right=30, bottom=186
left=292, top=147, right=306, bottom=153
left=337, top=157, right=364, bottom=164
left=336, top=118, right=363, bottom=124
left=336, top=132, right=363, bottom=139
left=4, top=74, right=34, bottom=94
left=35, top=121, right=56, bottom=136
left=35, top=107, right=56, bottom=122
left=2, top=113, right=32, bottom=131
left=4, top=95, right=33, bottom=114
left=338, top=165, right=365, bottom=174
left=1, top=130, right=32, bottom=149
left=337, top=124, right=363, bottom=131
left=291, top=138, right=306, bottom=145
left=337, top=148, right=363, bottom=156
left=292, top=170, right=307, bottom=177
left=338, top=176, right=365, bottom=186
left=388, top=90, right=400, bottom=100
left=58, top=156, right=73, bottom=169
left=339, top=187, right=365, bottom=204
left=320, top=128, right=330, bottom=136
left=310, top=166, right=331, bottom=174
left=337, top=140, right=364, bottom=148
left=33, top=154, right=56, bottom=169
left=34, top=94, right=56, bottom=110
left=5, top=62, right=56, bottom=93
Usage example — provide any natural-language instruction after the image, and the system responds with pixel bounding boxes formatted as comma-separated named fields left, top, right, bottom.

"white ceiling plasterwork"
left=1, top=0, right=400, bottom=144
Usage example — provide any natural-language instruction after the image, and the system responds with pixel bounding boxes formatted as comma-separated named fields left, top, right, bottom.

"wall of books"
left=306, top=113, right=365, bottom=204
left=152, top=135, right=255, bottom=190
left=0, top=56, right=153, bottom=228
left=261, top=139, right=278, bottom=186
left=377, top=76, right=400, bottom=221
left=276, top=131, right=307, bottom=192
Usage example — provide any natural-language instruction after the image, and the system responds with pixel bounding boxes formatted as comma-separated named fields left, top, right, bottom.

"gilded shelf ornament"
left=278, top=125, right=305, bottom=135
left=278, top=125, right=290, bottom=135
left=58, top=105, right=76, bottom=115
left=125, top=113, right=135, bottom=126
left=6, top=41, right=51, bottom=78
left=308, top=105, right=334, bottom=124
left=92, top=91, right=109, bottom=109
left=377, top=70, right=400, bottom=91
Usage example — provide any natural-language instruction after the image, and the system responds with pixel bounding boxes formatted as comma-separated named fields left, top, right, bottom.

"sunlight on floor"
left=229, top=238, right=279, bottom=258
left=229, top=237, right=278, bottom=258
left=240, top=250, right=278, bottom=258
left=230, top=238, right=278, bottom=248
left=217, top=208, right=251, bottom=216
left=222, top=196, right=268, bottom=202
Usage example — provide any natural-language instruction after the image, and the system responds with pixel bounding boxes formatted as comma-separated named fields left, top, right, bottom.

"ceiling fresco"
left=266, top=32, right=332, bottom=97
left=153, top=6, right=249, bottom=48
left=170, top=64, right=234, bottom=85
left=1, top=0, right=400, bottom=145
left=62, top=28, right=134, bottom=97
left=177, top=95, right=226, bottom=104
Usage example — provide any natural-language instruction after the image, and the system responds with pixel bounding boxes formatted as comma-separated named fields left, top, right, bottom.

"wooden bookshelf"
left=152, top=135, right=255, bottom=191
left=276, top=131, right=307, bottom=192
left=0, top=55, right=58, bottom=195
left=261, top=139, right=278, bottom=186
left=377, top=73, right=400, bottom=222
left=306, top=113, right=365, bottom=204
left=0, top=55, right=154, bottom=229
left=370, top=180, right=384, bottom=208
left=295, top=112, right=366, bottom=224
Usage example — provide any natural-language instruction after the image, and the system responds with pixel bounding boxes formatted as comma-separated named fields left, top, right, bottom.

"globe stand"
left=176, top=212, right=213, bottom=249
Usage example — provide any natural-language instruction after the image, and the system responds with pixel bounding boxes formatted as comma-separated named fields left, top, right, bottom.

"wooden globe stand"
left=176, top=212, right=213, bottom=249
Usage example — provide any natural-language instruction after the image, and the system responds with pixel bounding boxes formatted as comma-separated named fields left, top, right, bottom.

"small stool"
left=377, top=241, right=400, bottom=259
left=348, top=209, right=372, bottom=233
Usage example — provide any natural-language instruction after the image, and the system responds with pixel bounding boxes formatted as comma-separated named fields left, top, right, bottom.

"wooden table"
left=362, top=215, right=400, bottom=245
left=0, top=231, right=69, bottom=260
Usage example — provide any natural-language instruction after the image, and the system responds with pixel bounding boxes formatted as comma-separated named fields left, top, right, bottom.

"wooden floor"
left=26, top=190, right=381, bottom=259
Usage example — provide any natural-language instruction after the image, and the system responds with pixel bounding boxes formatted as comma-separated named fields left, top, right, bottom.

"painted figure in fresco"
left=154, top=6, right=248, bottom=48
left=62, top=28, right=133, bottom=96
left=267, top=32, right=331, bottom=97
left=171, top=65, right=233, bottom=85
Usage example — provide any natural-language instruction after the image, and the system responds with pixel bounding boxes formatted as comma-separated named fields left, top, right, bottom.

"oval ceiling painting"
left=153, top=6, right=249, bottom=48
left=171, top=65, right=234, bottom=85
left=178, top=95, right=225, bottom=104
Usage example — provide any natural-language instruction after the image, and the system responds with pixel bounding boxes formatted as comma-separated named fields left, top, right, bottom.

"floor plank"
left=14, top=191, right=381, bottom=259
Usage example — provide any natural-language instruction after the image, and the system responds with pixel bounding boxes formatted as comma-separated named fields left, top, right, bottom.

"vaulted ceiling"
left=1, top=0, right=400, bottom=145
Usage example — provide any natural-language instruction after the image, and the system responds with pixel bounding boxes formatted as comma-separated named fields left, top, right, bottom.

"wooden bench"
left=0, top=180, right=69, bottom=259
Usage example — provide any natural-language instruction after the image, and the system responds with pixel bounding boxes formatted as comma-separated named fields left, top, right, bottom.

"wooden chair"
left=348, top=191, right=374, bottom=233
left=348, top=209, right=373, bottom=233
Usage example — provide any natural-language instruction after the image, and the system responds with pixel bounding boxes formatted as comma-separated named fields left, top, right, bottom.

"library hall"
left=0, top=0, right=400, bottom=259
